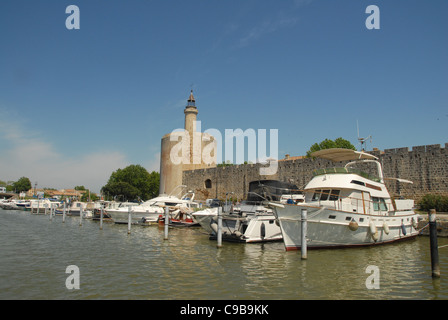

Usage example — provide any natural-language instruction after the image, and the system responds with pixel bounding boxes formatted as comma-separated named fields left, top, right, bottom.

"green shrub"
left=419, top=194, right=448, bottom=212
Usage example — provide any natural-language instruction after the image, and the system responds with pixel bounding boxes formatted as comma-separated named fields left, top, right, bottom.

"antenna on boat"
left=357, top=120, right=372, bottom=151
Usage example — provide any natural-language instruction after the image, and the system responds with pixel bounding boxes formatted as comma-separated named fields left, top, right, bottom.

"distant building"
left=26, top=188, right=85, bottom=199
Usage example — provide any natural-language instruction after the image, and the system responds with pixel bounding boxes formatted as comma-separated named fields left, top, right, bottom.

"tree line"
left=0, top=177, right=32, bottom=193
left=1, top=165, right=160, bottom=203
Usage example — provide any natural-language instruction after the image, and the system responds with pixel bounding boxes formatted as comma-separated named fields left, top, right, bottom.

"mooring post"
left=79, top=205, right=83, bottom=226
left=429, top=209, right=440, bottom=278
left=100, top=207, right=104, bottom=230
left=37, top=200, right=40, bottom=214
left=62, top=202, right=66, bottom=223
left=164, top=206, right=169, bottom=240
left=49, top=204, right=53, bottom=221
left=44, top=203, right=48, bottom=215
left=217, top=207, right=223, bottom=248
left=128, top=207, right=132, bottom=235
left=301, top=209, right=308, bottom=260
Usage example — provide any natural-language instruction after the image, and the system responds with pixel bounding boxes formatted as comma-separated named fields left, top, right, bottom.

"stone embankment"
left=418, top=212, right=448, bottom=237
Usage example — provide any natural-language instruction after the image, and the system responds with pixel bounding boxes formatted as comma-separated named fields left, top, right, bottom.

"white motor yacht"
left=28, top=199, right=60, bottom=213
left=269, top=148, right=421, bottom=250
left=106, top=189, right=199, bottom=224
left=0, top=199, right=29, bottom=210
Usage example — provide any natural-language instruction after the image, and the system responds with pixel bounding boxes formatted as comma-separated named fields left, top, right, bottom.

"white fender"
left=412, top=217, right=418, bottom=229
left=370, top=221, right=379, bottom=241
left=210, top=222, right=218, bottom=234
left=383, top=222, right=390, bottom=235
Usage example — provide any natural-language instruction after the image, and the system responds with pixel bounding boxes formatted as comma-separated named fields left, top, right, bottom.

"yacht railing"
left=312, top=167, right=381, bottom=182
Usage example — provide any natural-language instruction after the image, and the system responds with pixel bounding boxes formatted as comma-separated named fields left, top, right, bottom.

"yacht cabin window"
left=320, top=190, right=331, bottom=201
left=329, top=190, right=340, bottom=201
left=372, top=197, right=388, bottom=211
left=312, top=190, right=321, bottom=201
left=311, top=189, right=341, bottom=201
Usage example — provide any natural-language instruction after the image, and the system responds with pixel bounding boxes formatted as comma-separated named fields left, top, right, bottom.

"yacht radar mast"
left=357, top=120, right=372, bottom=151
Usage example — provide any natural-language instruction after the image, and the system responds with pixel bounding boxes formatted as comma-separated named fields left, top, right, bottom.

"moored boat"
left=28, top=199, right=60, bottom=213
left=54, top=201, right=91, bottom=217
left=269, top=148, right=422, bottom=250
left=156, top=207, right=200, bottom=227
left=193, top=180, right=303, bottom=243
left=106, top=188, right=200, bottom=224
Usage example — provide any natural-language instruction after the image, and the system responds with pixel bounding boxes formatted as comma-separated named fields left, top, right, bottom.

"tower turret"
left=184, top=90, right=198, bottom=135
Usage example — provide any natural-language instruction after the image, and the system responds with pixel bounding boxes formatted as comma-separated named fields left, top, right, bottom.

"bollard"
left=44, top=203, right=48, bottom=215
left=128, top=207, right=132, bottom=235
left=429, top=209, right=440, bottom=278
left=164, top=206, right=169, bottom=240
left=301, top=209, right=307, bottom=260
left=62, top=202, right=66, bottom=223
left=49, top=204, right=53, bottom=221
left=100, top=207, right=104, bottom=230
left=217, top=207, right=223, bottom=248
left=79, top=206, right=83, bottom=226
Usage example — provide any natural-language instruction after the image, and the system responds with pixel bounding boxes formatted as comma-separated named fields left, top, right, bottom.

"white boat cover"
left=311, top=148, right=378, bottom=162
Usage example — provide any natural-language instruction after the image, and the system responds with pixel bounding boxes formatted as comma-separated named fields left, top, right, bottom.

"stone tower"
left=159, top=91, right=217, bottom=196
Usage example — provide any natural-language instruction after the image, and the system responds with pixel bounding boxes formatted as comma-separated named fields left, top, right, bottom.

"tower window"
left=205, top=179, right=212, bottom=189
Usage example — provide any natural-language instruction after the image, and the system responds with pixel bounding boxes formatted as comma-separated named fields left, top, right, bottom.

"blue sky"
left=1, top=0, right=447, bottom=193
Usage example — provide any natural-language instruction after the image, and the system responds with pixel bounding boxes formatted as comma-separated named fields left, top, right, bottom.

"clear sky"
left=1, top=0, right=447, bottom=193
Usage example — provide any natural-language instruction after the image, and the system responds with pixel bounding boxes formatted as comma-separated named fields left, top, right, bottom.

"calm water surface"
left=0, top=209, right=447, bottom=300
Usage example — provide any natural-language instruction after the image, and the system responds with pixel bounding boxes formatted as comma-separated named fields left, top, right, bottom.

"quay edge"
left=417, top=212, right=448, bottom=237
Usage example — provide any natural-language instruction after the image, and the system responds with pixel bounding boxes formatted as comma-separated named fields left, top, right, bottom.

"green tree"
left=12, top=177, right=32, bottom=193
left=101, top=165, right=159, bottom=201
left=80, top=191, right=99, bottom=202
left=306, top=137, right=356, bottom=157
left=102, top=182, right=140, bottom=201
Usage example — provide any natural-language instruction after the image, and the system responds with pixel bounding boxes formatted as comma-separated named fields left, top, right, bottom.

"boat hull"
left=192, top=208, right=218, bottom=234
left=106, top=208, right=164, bottom=224
left=193, top=208, right=282, bottom=243
left=272, top=204, right=421, bottom=250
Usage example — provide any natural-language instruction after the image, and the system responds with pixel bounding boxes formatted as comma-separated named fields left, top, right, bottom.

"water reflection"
left=0, top=210, right=447, bottom=300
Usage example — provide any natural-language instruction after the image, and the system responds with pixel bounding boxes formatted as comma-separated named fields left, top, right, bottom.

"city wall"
left=182, top=143, right=448, bottom=203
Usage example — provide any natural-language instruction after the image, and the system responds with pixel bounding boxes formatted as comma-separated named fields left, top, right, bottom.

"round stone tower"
left=159, top=91, right=217, bottom=196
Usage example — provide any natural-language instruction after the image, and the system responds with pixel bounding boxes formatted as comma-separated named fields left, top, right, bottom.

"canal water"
left=0, top=209, right=447, bottom=300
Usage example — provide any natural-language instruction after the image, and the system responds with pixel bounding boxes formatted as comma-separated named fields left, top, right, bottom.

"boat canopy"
left=311, top=148, right=378, bottom=162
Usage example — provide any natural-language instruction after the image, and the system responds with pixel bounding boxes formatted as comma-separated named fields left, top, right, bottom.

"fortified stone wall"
left=182, top=143, right=448, bottom=203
